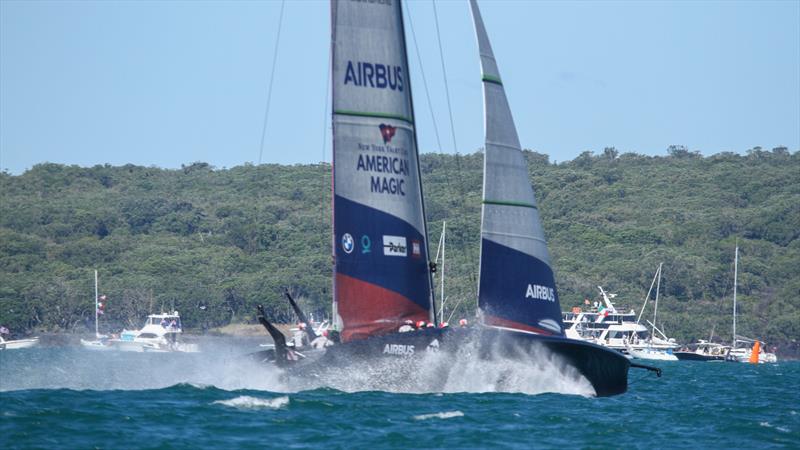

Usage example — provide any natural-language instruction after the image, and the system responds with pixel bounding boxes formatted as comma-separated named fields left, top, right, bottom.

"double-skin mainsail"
left=331, top=0, right=435, bottom=342
left=470, top=0, right=565, bottom=336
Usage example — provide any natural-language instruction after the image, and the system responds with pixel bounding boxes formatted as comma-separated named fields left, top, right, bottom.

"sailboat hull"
left=289, top=326, right=630, bottom=397
left=674, top=351, right=727, bottom=362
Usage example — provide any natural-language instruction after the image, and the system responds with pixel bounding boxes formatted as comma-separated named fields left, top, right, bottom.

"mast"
left=438, top=221, right=446, bottom=324
left=329, top=1, right=340, bottom=332
left=94, top=269, right=99, bottom=338
left=651, top=263, right=662, bottom=345
left=732, top=245, right=738, bottom=349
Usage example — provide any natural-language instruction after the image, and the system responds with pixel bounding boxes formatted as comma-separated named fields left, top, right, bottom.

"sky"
left=1, top=0, right=798, bottom=174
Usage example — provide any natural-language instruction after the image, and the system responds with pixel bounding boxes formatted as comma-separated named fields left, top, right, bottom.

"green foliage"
left=0, top=149, right=798, bottom=355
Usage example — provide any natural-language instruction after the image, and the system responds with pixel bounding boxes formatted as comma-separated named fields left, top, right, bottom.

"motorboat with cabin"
left=563, top=286, right=678, bottom=356
left=674, top=340, right=731, bottom=361
left=110, top=312, right=198, bottom=353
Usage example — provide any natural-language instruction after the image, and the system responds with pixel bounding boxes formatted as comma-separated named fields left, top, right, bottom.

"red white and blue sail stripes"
left=331, top=0, right=434, bottom=342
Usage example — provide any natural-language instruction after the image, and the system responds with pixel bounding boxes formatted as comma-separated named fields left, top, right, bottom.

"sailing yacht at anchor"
left=254, top=0, right=659, bottom=396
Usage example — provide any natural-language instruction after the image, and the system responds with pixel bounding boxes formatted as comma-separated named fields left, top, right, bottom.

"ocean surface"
left=1, top=337, right=798, bottom=449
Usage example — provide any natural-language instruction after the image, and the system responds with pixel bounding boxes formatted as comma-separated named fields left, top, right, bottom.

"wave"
left=212, top=395, right=289, bottom=410
left=413, top=410, right=464, bottom=421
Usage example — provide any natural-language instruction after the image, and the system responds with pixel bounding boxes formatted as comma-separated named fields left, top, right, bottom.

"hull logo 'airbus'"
left=383, top=235, right=407, bottom=256
left=341, top=233, right=354, bottom=254
left=379, top=124, right=396, bottom=143
left=526, top=284, right=556, bottom=302
left=383, top=344, right=414, bottom=356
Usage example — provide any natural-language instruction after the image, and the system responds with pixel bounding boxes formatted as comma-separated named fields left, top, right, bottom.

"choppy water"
left=1, top=338, right=798, bottom=449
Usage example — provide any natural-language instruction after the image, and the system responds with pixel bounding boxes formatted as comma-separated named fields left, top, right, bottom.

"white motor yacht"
left=674, top=340, right=731, bottom=361
left=111, top=312, right=198, bottom=353
left=563, top=286, right=678, bottom=356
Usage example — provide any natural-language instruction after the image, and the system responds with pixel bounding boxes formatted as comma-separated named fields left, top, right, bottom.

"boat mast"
left=732, top=244, right=738, bottom=349
left=651, top=263, right=662, bottom=345
left=440, top=221, right=446, bottom=323
left=94, top=269, right=99, bottom=338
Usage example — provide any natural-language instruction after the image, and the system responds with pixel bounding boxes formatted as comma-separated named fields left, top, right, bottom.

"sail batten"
left=331, top=0, right=434, bottom=342
left=470, top=0, right=565, bottom=336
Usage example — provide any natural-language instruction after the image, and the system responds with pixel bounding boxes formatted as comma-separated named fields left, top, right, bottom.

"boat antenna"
left=257, top=0, right=286, bottom=165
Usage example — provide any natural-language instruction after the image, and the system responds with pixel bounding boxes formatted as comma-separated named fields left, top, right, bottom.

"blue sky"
left=1, top=0, right=798, bottom=174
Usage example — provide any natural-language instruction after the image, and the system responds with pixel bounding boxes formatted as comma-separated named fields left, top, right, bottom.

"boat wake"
left=212, top=395, right=290, bottom=410
left=413, top=411, right=464, bottom=421
left=287, top=339, right=596, bottom=397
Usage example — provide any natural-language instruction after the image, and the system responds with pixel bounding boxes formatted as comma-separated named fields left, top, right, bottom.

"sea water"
left=1, top=338, right=797, bottom=449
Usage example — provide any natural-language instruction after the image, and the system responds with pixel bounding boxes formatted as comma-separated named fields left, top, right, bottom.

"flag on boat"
left=594, top=305, right=610, bottom=322
left=97, top=294, right=107, bottom=316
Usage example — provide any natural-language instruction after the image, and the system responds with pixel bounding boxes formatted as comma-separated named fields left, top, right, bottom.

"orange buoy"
left=749, top=340, right=761, bottom=364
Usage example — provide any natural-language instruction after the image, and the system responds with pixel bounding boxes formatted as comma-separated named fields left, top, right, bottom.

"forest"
left=1, top=146, right=798, bottom=355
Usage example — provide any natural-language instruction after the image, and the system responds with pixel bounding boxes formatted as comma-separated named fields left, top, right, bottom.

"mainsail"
left=331, top=0, right=434, bottom=342
left=469, top=0, right=565, bottom=336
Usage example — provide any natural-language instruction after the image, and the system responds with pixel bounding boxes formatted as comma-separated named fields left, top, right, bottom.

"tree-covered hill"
left=1, top=147, right=798, bottom=355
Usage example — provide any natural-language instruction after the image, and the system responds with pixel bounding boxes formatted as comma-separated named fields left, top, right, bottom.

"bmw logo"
left=341, top=233, right=354, bottom=254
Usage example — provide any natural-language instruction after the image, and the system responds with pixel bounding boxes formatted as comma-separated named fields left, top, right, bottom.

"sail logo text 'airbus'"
left=344, top=61, right=404, bottom=91
left=525, top=284, right=556, bottom=302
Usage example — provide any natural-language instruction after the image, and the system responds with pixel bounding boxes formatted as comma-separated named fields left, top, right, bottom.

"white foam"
left=290, top=337, right=596, bottom=397
left=413, top=411, right=464, bottom=421
left=212, top=395, right=289, bottom=409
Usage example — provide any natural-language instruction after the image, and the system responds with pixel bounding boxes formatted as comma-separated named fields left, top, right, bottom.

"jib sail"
left=470, top=0, right=565, bottom=336
left=331, top=0, right=434, bottom=342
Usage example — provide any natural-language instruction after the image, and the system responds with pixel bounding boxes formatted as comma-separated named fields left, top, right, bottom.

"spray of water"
left=287, top=337, right=596, bottom=397
left=0, top=335, right=594, bottom=397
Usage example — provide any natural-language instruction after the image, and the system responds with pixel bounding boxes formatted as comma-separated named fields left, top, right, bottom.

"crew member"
left=293, top=323, right=310, bottom=348
left=398, top=320, right=415, bottom=333
left=310, top=330, right=333, bottom=349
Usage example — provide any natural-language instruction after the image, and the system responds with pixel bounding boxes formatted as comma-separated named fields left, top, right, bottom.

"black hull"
left=286, top=326, right=631, bottom=397
left=674, top=351, right=727, bottom=362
